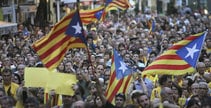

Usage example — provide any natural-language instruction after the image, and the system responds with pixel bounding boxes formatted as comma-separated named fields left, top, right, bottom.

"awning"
left=0, top=21, right=17, bottom=35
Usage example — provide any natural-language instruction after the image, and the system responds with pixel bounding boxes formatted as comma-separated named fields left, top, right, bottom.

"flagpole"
left=76, top=0, right=96, bottom=76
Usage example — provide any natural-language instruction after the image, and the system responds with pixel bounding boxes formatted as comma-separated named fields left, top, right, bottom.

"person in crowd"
left=0, top=6, right=211, bottom=108
left=2, top=68, right=19, bottom=102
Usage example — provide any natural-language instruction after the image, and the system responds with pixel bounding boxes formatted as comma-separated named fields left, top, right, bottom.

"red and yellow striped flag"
left=105, top=0, right=131, bottom=11
left=32, top=10, right=86, bottom=71
left=105, top=49, right=133, bottom=104
left=80, top=6, right=105, bottom=24
left=142, top=32, right=207, bottom=76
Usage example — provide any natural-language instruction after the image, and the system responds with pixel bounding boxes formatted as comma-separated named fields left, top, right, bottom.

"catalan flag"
left=142, top=32, right=207, bottom=76
left=105, top=0, right=130, bottom=11
left=105, top=49, right=133, bottom=104
left=80, top=6, right=105, bottom=24
left=32, top=10, right=86, bottom=71
left=149, top=18, right=156, bottom=34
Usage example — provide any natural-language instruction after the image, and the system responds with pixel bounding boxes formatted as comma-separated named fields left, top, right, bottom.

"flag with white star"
left=65, top=11, right=87, bottom=44
left=105, top=49, right=133, bottom=105
left=32, top=10, right=87, bottom=71
left=113, top=49, right=133, bottom=79
left=142, top=32, right=207, bottom=76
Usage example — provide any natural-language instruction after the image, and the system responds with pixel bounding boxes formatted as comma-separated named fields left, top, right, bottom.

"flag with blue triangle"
left=105, top=49, right=133, bottom=105
left=142, top=32, right=207, bottom=76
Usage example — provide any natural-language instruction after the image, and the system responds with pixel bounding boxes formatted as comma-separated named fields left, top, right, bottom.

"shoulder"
left=11, top=82, right=19, bottom=88
left=104, top=101, right=115, bottom=108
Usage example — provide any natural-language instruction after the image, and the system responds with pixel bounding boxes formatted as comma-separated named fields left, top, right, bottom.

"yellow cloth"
left=205, top=67, right=211, bottom=73
left=25, top=67, right=77, bottom=96
left=93, top=36, right=101, bottom=45
left=146, top=74, right=158, bottom=86
left=178, top=80, right=183, bottom=87
left=16, top=101, right=24, bottom=108
left=178, top=97, right=186, bottom=107
left=150, top=86, right=161, bottom=101
left=208, top=82, right=211, bottom=90
left=206, top=48, right=211, bottom=54
left=4, top=82, right=19, bottom=98
left=140, top=56, right=147, bottom=66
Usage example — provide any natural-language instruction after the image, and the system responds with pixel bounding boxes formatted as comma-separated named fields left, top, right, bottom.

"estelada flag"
left=105, top=49, right=133, bottom=104
left=142, top=32, right=207, bottom=76
left=32, top=10, right=86, bottom=71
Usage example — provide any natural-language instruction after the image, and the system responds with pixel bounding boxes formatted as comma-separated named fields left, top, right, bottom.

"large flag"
left=142, top=32, right=207, bottom=76
left=105, top=49, right=133, bottom=104
left=80, top=6, right=105, bottom=24
left=105, top=0, right=130, bottom=11
left=32, top=10, right=86, bottom=71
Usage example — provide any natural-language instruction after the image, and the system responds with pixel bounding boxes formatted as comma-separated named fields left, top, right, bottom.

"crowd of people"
left=0, top=7, right=211, bottom=108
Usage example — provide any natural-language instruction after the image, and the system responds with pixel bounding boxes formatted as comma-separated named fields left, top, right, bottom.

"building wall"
left=208, top=0, right=211, bottom=13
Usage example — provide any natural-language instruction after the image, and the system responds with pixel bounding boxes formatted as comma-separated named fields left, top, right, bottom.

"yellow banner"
left=24, top=67, right=77, bottom=96
left=25, top=68, right=48, bottom=87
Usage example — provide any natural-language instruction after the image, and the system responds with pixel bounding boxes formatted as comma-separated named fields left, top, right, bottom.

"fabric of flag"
left=105, top=49, right=133, bottom=104
left=80, top=6, right=105, bottom=24
left=23, top=27, right=29, bottom=36
left=142, top=32, right=207, bottom=76
left=105, top=0, right=130, bottom=11
left=149, top=18, right=156, bottom=34
left=32, top=10, right=86, bottom=71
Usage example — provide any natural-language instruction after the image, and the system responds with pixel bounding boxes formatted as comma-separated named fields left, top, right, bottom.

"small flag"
left=105, top=49, right=133, bottom=104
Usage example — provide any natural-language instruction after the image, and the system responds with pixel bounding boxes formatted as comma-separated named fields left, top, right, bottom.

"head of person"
left=2, top=68, right=12, bottom=85
left=94, top=95, right=103, bottom=107
left=37, top=88, right=44, bottom=104
left=0, top=96, right=15, bottom=108
left=205, top=38, right=211, bottom=48
left=198, top=81, right=209, bottom=98
left=158, top=75, right=172, bottom=87
left=161, top=87, right=174, bottom=103
left=171, top=83, right=182, bottom=103
left=131, top=90, right=143, bottom=105
left=71, top=100, right=85, bottom=108
left=118, top=43, right=126, bottom=56
left=64, top=61, right=75, bottom=73
left=62, top=95, right=74, bottom=106
left=17, top=64, right=25, bottom=80
left=115, top=93, right=126, bottom=108
left=196, top=62, right=206, bottom=75
left=137, top=93, right=151, bottom=108
left=12, top=73, right=21, bottom=85
left=191, top=82, right=199, bottom=96
left=24, top=97, right=40, bottom=108
left=0, top=88, right=6, bottom=100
